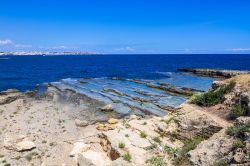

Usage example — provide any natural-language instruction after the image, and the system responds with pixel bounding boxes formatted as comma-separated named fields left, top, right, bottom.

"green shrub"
left=146, top=156, right=164, bottom=166
left=233, top=139, right=245, bottom=149
left=140, top=131, right=147, bottom=138
left=118, top=142, right=125, bottom=149
left=212, top=160, right=228, bottom=166
left=123, top=152, right=132, bottom=162
left=232, top=104, right=247, bottom=117
left=190, top=81, right=235, bottom=106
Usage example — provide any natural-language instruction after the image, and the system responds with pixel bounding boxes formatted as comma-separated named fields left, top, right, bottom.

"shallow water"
left=50, top=75, right=212, bottom=116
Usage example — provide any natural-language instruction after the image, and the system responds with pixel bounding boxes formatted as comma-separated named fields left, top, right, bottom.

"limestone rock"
left=101, top=104, right=113, bottom=112
left=70, top=142, right=90, bottom=157
left=188, top=129, right=233, bottom=166
left=108, top=118, right=118, bottom=124
left=130, top=114, right=138, bottom=120
left=75, top=119, right=89, bottom=127
left=77, top=150, right=111, bottom=166
left=107, top=124, right=117, bottom=130
left=16, top=140, right=36, bottom=152
left=235, top=116, right=250, bottom=126
left=96, top=124, right=105, bottom=130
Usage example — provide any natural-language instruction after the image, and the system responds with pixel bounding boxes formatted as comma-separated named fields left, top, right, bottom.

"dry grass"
left=225, top=74, right=250, bottom=92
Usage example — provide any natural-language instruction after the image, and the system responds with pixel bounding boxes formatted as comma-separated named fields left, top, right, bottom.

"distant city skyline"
left=1, top=0, right=250, bottom=54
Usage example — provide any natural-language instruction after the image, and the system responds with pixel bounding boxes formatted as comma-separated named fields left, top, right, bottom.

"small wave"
left=0, top=57, right=10, bottom=60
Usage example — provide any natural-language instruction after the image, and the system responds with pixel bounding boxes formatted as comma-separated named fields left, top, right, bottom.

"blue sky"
left=0, top=0, right=250, bottom=54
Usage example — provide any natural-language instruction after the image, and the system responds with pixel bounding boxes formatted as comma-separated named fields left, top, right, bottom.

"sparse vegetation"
left=226, top=122, right=250, bottom=138
left=25, top=153, right=33, bottom=161
left=233, top=139, right=244, bottom=149
left=232, top=104, right=247, bottom=117
left=118, top=142, right=125, bottom=149
left=125, top=134, right=129, bottom=137
left=143, top=121, right=147, bottom=125
left=140, top=131, right=147, bottom=138
left=145, top=143, right=157, bottom=150
left=169, top=130, right=178, bottom=141
left=42, top=140, right=47, bottom=144
left=164, top=145, right=178, bottom=158
left=123, top=152, right=132, bottom=162
left=190, top=81, right=235, bottom=106
left=4, top=163, right=11, bottom=166
left=212, top=160, right=228, bottom=166
left=146, top=156, right=164, bottom=166
left=165, top=137, right=205, bottom=166
left=166, top=115, right=175, bottom=124
left=153, top=136, right=161, bottom=143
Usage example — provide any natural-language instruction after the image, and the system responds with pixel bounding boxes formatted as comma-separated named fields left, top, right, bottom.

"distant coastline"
left=0, top=51, right=100, bottom=56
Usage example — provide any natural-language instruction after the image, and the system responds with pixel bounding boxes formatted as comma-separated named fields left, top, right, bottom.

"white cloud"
left=228, top=48, right=250, bottom=52
left=52, top=45, right=68, bottom=49
left=15, top=44, right=32, bottom=48
left=185, top=48, right=191, bottom=52
left=0, top=39, right=13, bottom=46
left=115, top=46, right=134, bottom=52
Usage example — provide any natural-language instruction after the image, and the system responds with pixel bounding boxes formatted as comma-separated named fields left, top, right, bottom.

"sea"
left=1, top=54, right=249, bottom=115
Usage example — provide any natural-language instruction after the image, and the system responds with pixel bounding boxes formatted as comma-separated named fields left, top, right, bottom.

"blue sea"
left=1, top=54, right=249, bottom=91
left=0, top=54, right=249, bottom=115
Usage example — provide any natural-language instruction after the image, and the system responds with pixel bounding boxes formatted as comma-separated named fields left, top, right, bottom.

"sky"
left=0, top=0, right=250, bottom=54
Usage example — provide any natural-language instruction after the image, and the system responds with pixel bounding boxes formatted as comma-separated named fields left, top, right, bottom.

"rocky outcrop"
left=0, top=89, right=22, bottom=105
left=188, top=129, right=234, bottom=166
left=146, top=83, right=194, bottom=97
left=178, top=68, right=250, bottom=78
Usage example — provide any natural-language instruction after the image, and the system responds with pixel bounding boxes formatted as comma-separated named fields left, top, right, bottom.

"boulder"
left=75, top=119, right=89, bottom=127
left=77, top=150, right=111, bottom=166
left=16, top=140, right=36, bottom=152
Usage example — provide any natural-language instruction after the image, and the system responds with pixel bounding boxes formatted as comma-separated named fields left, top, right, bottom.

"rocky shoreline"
left=178, top=68, right=250, bottom=78
left=0, top=73, right=250, bottom=166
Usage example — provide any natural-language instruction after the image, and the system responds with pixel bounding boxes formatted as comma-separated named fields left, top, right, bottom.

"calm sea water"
left=0, top=54, right=250, bottom=92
